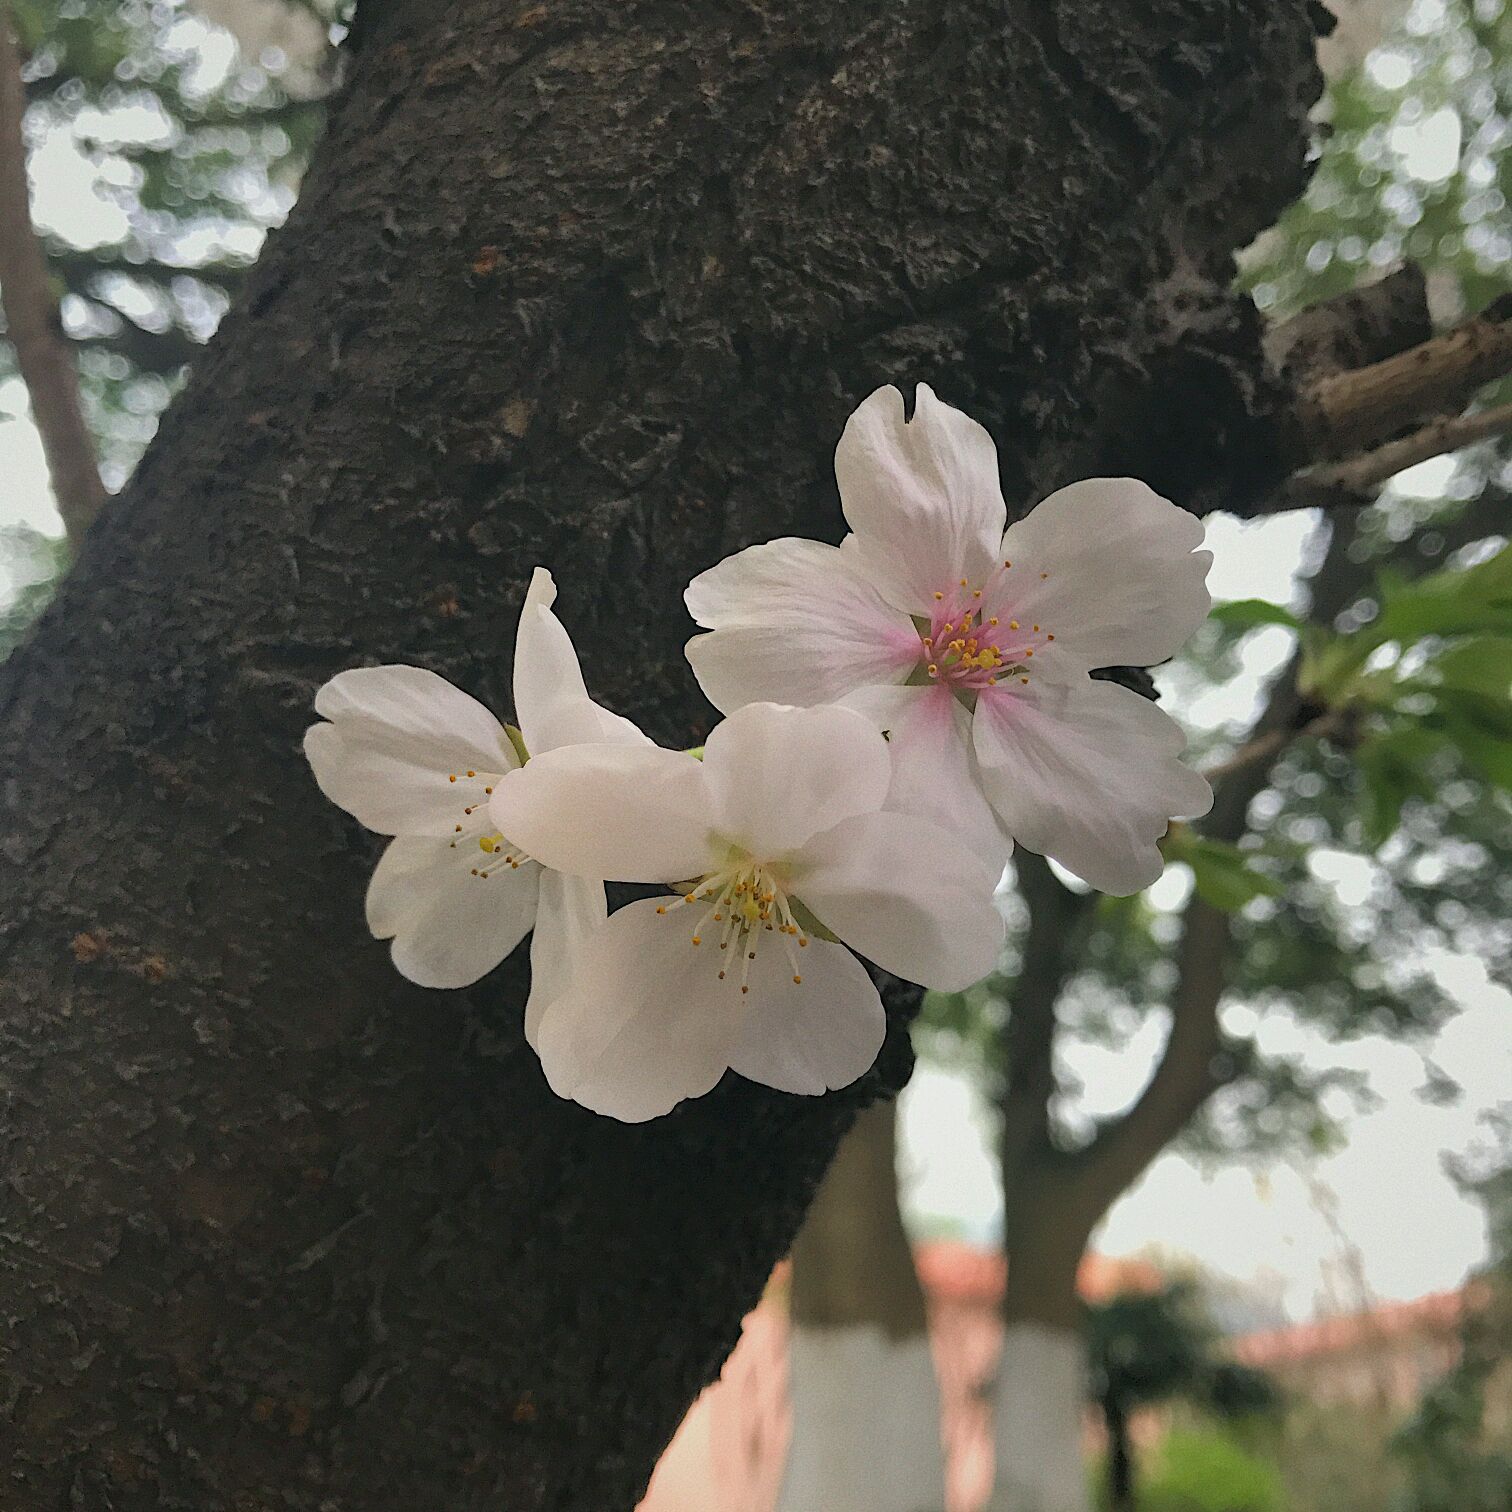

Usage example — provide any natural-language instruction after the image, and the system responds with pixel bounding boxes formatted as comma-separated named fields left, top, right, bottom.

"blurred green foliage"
left=1239, top=0, right=1512, bottom=324
left=1, top=1, right=343, bottom=486
left=1130, top=1427, right=1285, bottom=1512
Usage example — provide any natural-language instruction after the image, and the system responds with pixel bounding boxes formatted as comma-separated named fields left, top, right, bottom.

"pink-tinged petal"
left=530, top=898, right=746, bottom=1121
left=994, top=479, right=1212, bottom=668
left=701, top=702, right=892, bottom=859
left=726, top=937, right=884, bottom=1097
left=972, top=676, right=1212, bottom=895
left=840, top=683, right=1013, bottom=872
left=835, top=383, right=1007, bottom=612
left=488, top=743, right=715, bottom=883
left=526, top=870, right=607, bottom=1044
left=365, top=833, right=538, bottom=989
left=305, top=665, right=515, bottom=837
left=796, top=812, right=1004, bottom=992
left=684, top=537, right=920, bottom=713
left=514, top=567, right=650, bottom=754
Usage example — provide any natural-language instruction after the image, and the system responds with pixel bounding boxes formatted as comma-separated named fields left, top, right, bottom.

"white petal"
left=487, top=743, right=716, bottom=882
left=315, top=665, right=513, bottom=768
left=726, top=937, right=885, bottom=1097
left=305, top=669, right=516, bottom=836
left=796, top=812, right=1004, bottom=992
left=513, top=567, right=650, bottom=754
left=834, top=383, right=1006, bottom=612
left=995, top=479, right=1212, bottom=668
left=683, top=537, right=920, bottom=712
left=365, top=834, right=538, bottom=989
left=530, top=898, right=745, bottom=1121
left=701, top=702, right=891, bottom=858
left=972, top=676, right=1212, bottom=895
left=840, top=683, right=1013, bottom=872
left=526, top=870, right=607, bottom=1044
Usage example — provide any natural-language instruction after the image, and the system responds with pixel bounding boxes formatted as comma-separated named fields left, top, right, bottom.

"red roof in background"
left=1233, top=1285, right=1485, bottom=1367
left=913, top=1240, right=1163, bottom=1306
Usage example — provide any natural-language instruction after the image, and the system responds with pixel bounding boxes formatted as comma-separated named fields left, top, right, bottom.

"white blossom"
left=684, top=384, right=1214, bottom=893
left=489, top=702, right=1005, bottom=1121
left=303, top=568, right=646, bottom=1020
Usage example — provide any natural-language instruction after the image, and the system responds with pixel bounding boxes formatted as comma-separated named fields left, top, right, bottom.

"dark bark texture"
left=1, top=1, right=1322, bottom=1506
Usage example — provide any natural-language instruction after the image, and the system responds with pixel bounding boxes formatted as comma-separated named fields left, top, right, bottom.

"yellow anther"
left=1040, top=571, right=1048, bottom=579
left=449, top=774, right=457, bottom=783
left=466, top=770, right=476, bottom=778
left=692, top=935, right=702, bottom=946
left=1020, top=676, right=1029, bottom=684
left=799, top=937, right=809, bottom=947
left=1047, top=633, right=1055, bottom=641
left=1032, top=624, right=1040, bottom=632
left=934, top=591, right=944, bottom=601
left=959, top=577, right=968, bottom=587
left=479, top=836, right=497, bottom=853
left=1009, top=619, right=1019, bottom=630
left=972, top=588, right=982, bottom=599
left=792, top=975, right=803, bottom=985
left=989, top=616, right=999, bottom=626
left=928, top=664, right=939, bottom=676
left=1025, top=649, right=1033, bottom=657
left=656, top=904, right=667, bottom=914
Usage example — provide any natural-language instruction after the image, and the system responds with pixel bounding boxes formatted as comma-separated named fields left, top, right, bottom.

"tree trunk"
left=782, top=1101, right=945, bottom=1512
left=987, top=1165, right=1099, bottom=1512
left=0, top=0, right=1322, bottom=1506
left=1104, top=1398, right=1135, bottom=1512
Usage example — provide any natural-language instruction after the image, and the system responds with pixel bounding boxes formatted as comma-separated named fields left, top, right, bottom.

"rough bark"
left=0, top=1, right=1324, bottom=1507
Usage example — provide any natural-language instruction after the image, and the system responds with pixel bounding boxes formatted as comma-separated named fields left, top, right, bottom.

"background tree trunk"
left=0, top=0, right=1322, bottom=1506
left=1104, top=1398, right=1135, bottom=1512
left=782, top=1102, right=946, bottom=1512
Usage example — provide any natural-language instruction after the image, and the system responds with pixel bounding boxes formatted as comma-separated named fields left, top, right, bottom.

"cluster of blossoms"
left=306, top=385, right=1214, bottom=1121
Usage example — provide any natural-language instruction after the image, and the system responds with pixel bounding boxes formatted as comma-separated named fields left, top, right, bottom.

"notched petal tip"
left=524, top=564, right=558, bottom=611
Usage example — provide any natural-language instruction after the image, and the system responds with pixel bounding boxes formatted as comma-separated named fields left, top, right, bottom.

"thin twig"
left=1200, top=707, right=1347, bottom=787
left=0, top=6, right=106, bottom=550
left=1289, top=398, right=1512, bottom=506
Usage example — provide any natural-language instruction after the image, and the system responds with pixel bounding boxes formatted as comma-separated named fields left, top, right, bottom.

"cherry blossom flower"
left=683, top=384, right=1214, bottom=893
left=303, top=568, right=646, bottom=1015
left=488, top=702, right=1005, bottom=1122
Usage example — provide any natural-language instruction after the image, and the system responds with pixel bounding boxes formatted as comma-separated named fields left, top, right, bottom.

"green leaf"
left=1356, top=726, right=1449, bottom=845
left=1431, top=638, right=1512, bottom=702
left=1373, top=544, right=1512, bottom=644
left=1208, top=598, right=1304, bottom=632
left=1168, top=833, right=1283, bottom=912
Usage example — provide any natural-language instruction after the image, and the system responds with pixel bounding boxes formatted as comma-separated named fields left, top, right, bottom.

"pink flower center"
left=921, top=570, right=1054, bottom=693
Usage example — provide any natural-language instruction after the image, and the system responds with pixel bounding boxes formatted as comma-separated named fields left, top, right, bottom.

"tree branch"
left=1000, top=853, right=1095, bottom=1192
left=1295, top=296, right=1512, bottom=464
left=1079, top=521, right=1370, bottom=1203
left=0, top=7, right=105, bottom=548
left=1290, top=398, right=1512, bottom=506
